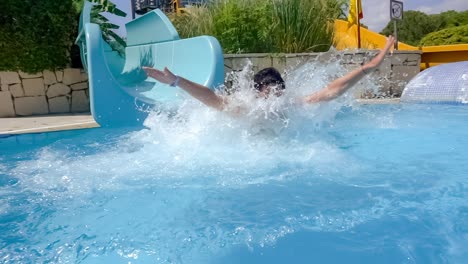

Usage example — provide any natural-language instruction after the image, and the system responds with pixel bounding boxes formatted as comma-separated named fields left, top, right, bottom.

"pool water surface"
left=1, top=102, right=467, bottom=263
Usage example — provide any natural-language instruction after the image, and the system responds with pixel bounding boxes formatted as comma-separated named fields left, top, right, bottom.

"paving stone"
left=70, top=82, right=88, bottom=90
left=317, top=52, right=338, bottom=63
left=9, top=83, right=24, bottom=97
left=374, top=58, right=392, bottom=79
left=391, top=52, right=421, bottom=66
left=0, top=91, right=15, bottom=117
left=80, top=71, right=88, bottom=82
left=285, top=55, right=314, bottom=73
left=271, top=56, right=287, bottom=75
left=14, top=96, right=48, bottom=116
left=23, top=78, right=45, bottom=96
left=224, top=58, right=233, bottom=70
left=47, top=83, right=71, bottom=98
left=49, top=96, right=70, bottom=113
left=55, top=70, right=64, bottom=82
left=71, top=90, right=90, bottom=112
left=340, top=54, right=354, bottom=64
left=0, top=72, right=21, bottom=85
left=1, top=84, right=9, bottom=91
left=392, top=65, right=420, bottom=83
left=231, top=57, right=252, bottom=71
left=43, top=70, right=58, bottom=85
left=63, top=68, right=82, bottom=85
left=350, top=53, right=365, bottom=64
left=19, top=71, right=42, bottom=78
left=250, top=56, right=272, bottom=72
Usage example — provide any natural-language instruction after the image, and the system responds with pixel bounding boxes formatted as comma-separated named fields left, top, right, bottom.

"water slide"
left=333, top=20, right=468, bottom=70
left=75, top=1, right=224, bottom=127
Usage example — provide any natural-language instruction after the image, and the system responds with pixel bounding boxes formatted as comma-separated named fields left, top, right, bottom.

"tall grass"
left=171, top=0, right=344, bottom=53
left=272, top=0, right=343, bottom=52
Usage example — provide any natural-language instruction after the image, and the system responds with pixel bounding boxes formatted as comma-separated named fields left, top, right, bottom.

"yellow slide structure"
left=333, top=19, right=468, bottom=70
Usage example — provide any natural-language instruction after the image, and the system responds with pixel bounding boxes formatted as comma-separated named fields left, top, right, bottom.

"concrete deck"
left=0, top=113, right=98, bottom=135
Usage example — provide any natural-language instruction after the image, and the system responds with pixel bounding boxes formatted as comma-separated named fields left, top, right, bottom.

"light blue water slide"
left=76, top=1, right=224, bottom=127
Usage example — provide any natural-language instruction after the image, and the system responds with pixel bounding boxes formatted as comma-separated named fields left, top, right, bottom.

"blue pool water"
left=1, top=59, right=468, bottom=263
left=1, top=103, right=467, bottom=264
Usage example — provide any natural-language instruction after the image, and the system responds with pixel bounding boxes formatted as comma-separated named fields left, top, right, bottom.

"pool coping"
left=0, top=99, right=400, bottom=135
left=0, top=113, right=99, bottom=135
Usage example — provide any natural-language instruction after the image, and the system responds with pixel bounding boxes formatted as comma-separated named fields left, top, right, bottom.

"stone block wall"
left=224, top=51, right=421, bottom=98
left=0, top=69, right=90, bottom=117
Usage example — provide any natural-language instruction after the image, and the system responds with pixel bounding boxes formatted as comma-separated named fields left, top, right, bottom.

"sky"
left=361, top=0, right=468, bottom=32
left=110, top=0, right=468, bottom=35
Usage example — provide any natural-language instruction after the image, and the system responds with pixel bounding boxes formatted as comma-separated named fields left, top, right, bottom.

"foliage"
left=171, top=0, right=344, bottom=53
left=171, top=0, right=274, bottom=53
left=420, top=25, right=468, bottom=46
left=0, top=0, right=126, bottom=73
left=380, top=10, right=468, bottom=46
left=380, top=11, right=439, bottom=46
left=76, top=0, right=127, bottom=55
left=0, top=0, right=78, bottom=73
left=272, top=0, right=343, bottom=53
left=434, top=10, right=468, bottom=28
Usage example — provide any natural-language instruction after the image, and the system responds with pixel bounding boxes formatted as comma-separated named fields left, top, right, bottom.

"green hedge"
left=171, top=0, right=343, bottom=54
left=420, top=25, right=468, bottom=46
left=0, top=0, right=78, bottom=73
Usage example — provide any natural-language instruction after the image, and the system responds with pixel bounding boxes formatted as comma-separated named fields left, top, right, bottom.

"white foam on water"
left=12, top=60, right=367, bottom=199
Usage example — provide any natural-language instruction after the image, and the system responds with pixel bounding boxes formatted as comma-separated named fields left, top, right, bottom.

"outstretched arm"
left=303, top=36, right=395, bottom=104
left=143, top=67, right=225, bottom=111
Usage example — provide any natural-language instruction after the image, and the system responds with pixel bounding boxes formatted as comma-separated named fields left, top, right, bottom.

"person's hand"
left=362, top=35, right=395, bottom=72
left=382, top=35, right=395, bottom=53
left=143, top=66, right=177, bottom=85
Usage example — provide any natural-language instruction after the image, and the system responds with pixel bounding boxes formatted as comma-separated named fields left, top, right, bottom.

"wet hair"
left=253, top=67, right=285, bottom=91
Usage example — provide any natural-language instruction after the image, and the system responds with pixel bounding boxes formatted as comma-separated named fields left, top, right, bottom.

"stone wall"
left=0, top=69, right=90, bottom=117
left=224, top=50, right=421, bottom=98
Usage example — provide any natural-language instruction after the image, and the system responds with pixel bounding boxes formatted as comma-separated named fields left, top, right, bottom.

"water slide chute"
left=76, top=2, right=224, bottom=127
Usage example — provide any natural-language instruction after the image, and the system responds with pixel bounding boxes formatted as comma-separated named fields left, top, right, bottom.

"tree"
left=436, top=10, right=468, bottom=28
left=380, top=10, right=468, bottom=46
left=380, top=10, right=440, bottom=46
left=420, top=25, right=468, bottom=46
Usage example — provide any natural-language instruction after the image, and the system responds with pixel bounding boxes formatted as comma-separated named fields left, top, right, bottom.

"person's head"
left=254, top=67, right=285, bottom=97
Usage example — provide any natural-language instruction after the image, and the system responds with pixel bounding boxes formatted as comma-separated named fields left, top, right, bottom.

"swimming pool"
left=1, top=100, right=467, bottom=263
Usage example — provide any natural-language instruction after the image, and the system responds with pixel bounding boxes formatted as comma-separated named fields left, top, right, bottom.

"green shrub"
left=172, top=0, right=275, bottom=53
left=0, top=0, right=78, bottom=73
left=171, top=0, right=343, bottom=53
left=0, top=0, right=126, bottom=73
left=420, top=25, right=468, bottom=46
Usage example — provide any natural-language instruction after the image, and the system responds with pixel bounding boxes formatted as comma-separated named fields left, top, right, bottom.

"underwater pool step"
left=0, top=113, right=99, bottom=135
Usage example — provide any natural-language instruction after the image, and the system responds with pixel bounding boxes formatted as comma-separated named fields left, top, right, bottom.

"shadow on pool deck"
left=0, top=113, right=99, bottom=135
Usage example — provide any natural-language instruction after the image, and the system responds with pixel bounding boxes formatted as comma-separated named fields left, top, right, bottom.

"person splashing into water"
left=143, top=36, right=395, bottom=112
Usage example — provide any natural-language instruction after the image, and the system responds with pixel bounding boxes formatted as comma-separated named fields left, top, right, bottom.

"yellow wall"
left=333, top=20, right=468, bottom=70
